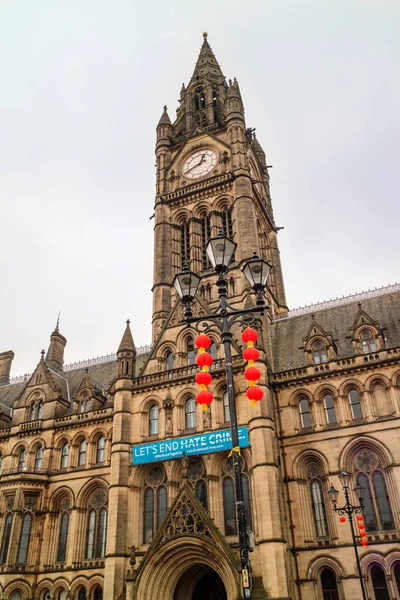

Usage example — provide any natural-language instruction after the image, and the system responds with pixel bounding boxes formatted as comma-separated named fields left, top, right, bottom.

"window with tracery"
left=222, top=208, right=235, bottom=261
left=96, top=436, right=105, bottom=463
left=0, top=512, right=13, bottom=563
left=180, top=221, right=190, bottom=268
left=79, top=393, right=90, bottom=413
left=222, top=456, right=252, bottom=536
left=354, top=450, right=394, bottom=532
left=56, top=502, right=70, bottom=563
left=299, top=398, right=312, bottom=429
left=306, top=462, right=329, bottom=538
left=323, top=394, right=336, bottom=424
left=149, top=404, right=159, bottom=436
left=187, top=458, right=208, bottom=510
left=29, top=402, right=36, bottom=421
left=360, top=329, right=377, bottom=353
left=185, top=397, right=196, bottom=429
left=18, top=448, right=26, bottom=472
left=143, top=466, right=168, bottom=544
left=187, top=338, right=196, bottom=365
left=201, top=213, right=211, bottom=270
left=78, top=440, right=87, bottom=466
left=320, top=567, right=339, bottom=600
left=60, top=443, right=69, bottom=469
left=86, top=489, right=108, bottom=559
left=37, top=401, right=43, bottom=419
left=35, top=447, right=43, bottom=471
left=348, top=389, right=363, bottom=419
left=17, top=512, right=32, bottom=563
left=371, top=565, right=390, bottom=600
left=313, top=341, right=328, bottom=364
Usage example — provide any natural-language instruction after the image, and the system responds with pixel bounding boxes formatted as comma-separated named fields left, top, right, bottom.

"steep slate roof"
left=271, top=287, right=400, bottom=373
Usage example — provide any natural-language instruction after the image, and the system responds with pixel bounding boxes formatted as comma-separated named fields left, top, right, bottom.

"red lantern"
left=361, top=539, right=368, bottom=547
left=196, top=390, right=213, bottom=411
left=246, top=386, right=263, bottom=402
left=243, top=346, right=260, bottom=362
left=356, top=515, right=363, bottom=521
left=195, top=371, right=212, bottom=386
left=244, top=366, right=261, bottom=381
left=360, top=530, right=367, bottom=537
left=339, top=516, right=346, bottom=523
left=196, top=353, right=213, bottom=368
left=195, top=335, right=211, bottom=349
left=358, top=523, right=365, bottom=530
left=242, top=328, right=258, bottom=343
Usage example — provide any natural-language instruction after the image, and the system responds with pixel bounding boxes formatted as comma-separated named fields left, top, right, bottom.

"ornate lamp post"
left=327, top=470, right=367, bottom=600
left=173, top=231, right=272, bottom=600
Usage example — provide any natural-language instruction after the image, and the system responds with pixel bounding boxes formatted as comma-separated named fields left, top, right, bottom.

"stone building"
left=0, top=33, right=399, bottom=600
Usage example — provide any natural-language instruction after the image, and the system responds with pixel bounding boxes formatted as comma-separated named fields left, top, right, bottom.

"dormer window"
left=313, top=341, right=328, bottom=365
left=360, top=329, right=377, bottom=353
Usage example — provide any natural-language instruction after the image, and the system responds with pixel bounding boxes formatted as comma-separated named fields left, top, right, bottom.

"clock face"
left=182, top=149, right=218, bottom=179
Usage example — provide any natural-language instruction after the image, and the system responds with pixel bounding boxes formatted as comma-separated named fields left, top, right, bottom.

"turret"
left=0, top=350, right=14, bottom=385
left=117, top=320, right=136, bottom=379
left=45, top=316, right=67, bottom=371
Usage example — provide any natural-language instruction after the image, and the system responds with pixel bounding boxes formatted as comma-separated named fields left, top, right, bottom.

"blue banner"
left=132, top=426, right=250, bottom=465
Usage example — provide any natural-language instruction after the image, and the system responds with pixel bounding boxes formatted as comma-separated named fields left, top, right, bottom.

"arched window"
left=57, top=591, right=68, bottom=600
left=77, top=587, right=86, bottom=600
left=179, top=221, right=190, bottom=268
left=85, top=490, right=108, bottom=559
left=361, top=329, right=377, bottom=353
left=165, top=350, right=174, bottom=371
left=80, top=393, right=90, bottom=413
left=223, top=391, right=230, bottom=423
left=372, top=470, right=394, bottom=530
left=187, top=338, right=196, bottom=365
left=348, top=389, right=363, bottom=419
left=60, top=443, right=69, bottom=469
left=35, top=447, right=43, bottom=471
left=56, top=512, right=69, bottom=562
left=17, top=513, right=32, bottom=563
left=149, top=405, right=159, bottom=436
left=143, top=466, right=167, bottom=543
left=209, top=341, right=218, bottom=360
left=201, top=214, right=211, bottom=270
left=313, top=341, right=328, bottom=364
left=355, top=450, right=394, bottom=531
left=185, top=397, right=196, bottom=429
left=96, top=436, right=105, bottom=463
left=0, top=513, right=13, bottom=563
left=18, top=448, right=26, bottom=472
left=222, top=456, right=252, bottom=536
left=357, top=472, right=377, bottom=531
left=187, top=458, right=208, bottom=510
left=9, top=592, right=22, bottom=600
left=78, top=440, right=87, bottom=466
left=323, top=394, right=336, bottom=424
left=310, top=480, right=328, bottom=537
left=320, top=567, right=339, bottom=600
left=394, top=564, right=400, bottom=595
left=29, top=402, right=36, bottom=421
left=371, top=565, right=390, bottom=600
left=242, top=474, right=252, bottom=530
left=299, top=398, right=312, bottom=428
left=93, top=587, right=103, bottom=600
left=37, top=401, right=43, bottom=419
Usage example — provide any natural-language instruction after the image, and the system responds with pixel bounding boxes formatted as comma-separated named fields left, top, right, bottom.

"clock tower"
left=152, top=33, right=287, bottom=343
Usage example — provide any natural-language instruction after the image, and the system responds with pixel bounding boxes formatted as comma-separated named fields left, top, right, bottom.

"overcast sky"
left=1, top=1, right=399, bottom=376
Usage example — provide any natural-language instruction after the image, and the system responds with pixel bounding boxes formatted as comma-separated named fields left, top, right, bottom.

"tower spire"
left=190, top=33, right=225, bottom=85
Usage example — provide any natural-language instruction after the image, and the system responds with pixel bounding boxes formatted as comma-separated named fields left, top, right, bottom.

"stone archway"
left=174, top=564, right=227, bottom=600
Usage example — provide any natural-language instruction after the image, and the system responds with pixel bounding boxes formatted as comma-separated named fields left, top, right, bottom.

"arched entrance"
left=174, top=564, right=227, bottom=600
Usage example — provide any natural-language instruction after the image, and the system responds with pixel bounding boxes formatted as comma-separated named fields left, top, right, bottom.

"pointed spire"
left=190, top=33, right=225, bottom=85
left=46, top=319, right=67, bottom=371
left=157, top=105, right=172, bottom=127
left=55, top=311, right=60, bottom=332
left=118, top=319, right=136, bottom=355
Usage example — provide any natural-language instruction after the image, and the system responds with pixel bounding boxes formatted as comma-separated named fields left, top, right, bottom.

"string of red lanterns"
left=195, top=335, right=214, bottom=412
left=241, top=327, right=263, bottom=407
left=338, top=513, right=368, bottom=546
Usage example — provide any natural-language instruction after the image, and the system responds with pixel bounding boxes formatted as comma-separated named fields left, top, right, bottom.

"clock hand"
left=184, top=154, right=207, bottom=174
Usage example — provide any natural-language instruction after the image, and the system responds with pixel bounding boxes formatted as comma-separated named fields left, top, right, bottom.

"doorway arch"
left=174, top=564, right=227, bottom=600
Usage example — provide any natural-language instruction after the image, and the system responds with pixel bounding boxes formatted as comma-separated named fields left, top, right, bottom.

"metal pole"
left=344, top=488, right=367, bottom=600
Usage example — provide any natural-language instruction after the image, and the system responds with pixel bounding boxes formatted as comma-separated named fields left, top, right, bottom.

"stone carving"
left=89, top=489, right=107, bottom=508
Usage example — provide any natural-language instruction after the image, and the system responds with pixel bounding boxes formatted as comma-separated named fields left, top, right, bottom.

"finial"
left=41, top=349, right=45, bottom=360
left=203, top=31, right=208, bottom=38
left=126, top=319, right=131, bottom=326
left=85, top=367, right=89, bottom=373
left=163, top=105, right=167, bottom=111
left=55, top=310, right=60, bottom=332
left=358, top=302, right=362, bottom=309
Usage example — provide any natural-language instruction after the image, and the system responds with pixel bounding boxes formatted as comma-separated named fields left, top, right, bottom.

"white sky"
left=1, top=1, right=399, bottom=376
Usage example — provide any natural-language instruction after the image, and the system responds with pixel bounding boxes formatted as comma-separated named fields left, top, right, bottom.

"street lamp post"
left=327, top=470, right=367, bottom=600
left=173, top=231, right=272, bottom=600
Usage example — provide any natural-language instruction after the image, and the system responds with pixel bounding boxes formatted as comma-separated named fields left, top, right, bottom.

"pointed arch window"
left=29, top=403, right=36, bottom=421
left=394, top=564, right=400, bottom=595
left=320, top=568, right=339, bottom=600
left=18, top=448, right=26, bottom=472
left=222, top=208, right=235, bottom=262
left=187, top=458, right=208, bottom=510
left=323, top=394, right=336, bottom=424
left=77, top=588, right=86, bottom=600
left=348, top=389, right=363, bottom=420
left=60, top=443, right=69, bottom=469
left=299, top=398, right=312, bottom=429
left=78, top=440, right=87, bottom=466
left=85, top=490, right=108, bottom=559
left=185, top=397, right=196, bottom=429
left=17, top=513, right=32, bottom=563
left=93, top=587, right=103, bottom=600
left=310, top=480, right=328, bottom=537
left=223, top=391, right=230, bottom=423
left=37, top=401, right=43, bottom=419
left=222, top=457, right=252, bottom=535
left=187, top=338, right=196, bottom=365
left=355, top=450, right=394, bottom=531
left=165, top=350, right=174, bottom=371
left=143, top=466, right=167, bottom=543
left=56, top=512, right=69, bottom=562
left=209, top=340, right=217, bottom=360
left=313, top=341, right=328, bottom=364
left=149, top=404, right=159, bottom=436
left=361, top=329, right=377, bottom=353
left=180, top=221, right=190, bottom=268
left=35, top=447, right=43, bottom=471
left=0, top=513, right=13, bottom=564
left=96, top=436, right=105, bottom=464
left=201, top=213, right=211, bottom=270
left=371, top=565, right=390, bottom=600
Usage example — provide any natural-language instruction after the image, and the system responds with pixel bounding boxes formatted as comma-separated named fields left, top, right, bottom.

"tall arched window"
left=355, top=450, right=394, bottom=531
left=143, top=466, right=167, bottom=543
left=323, top=394, right=336, bottom=424
left=310, top=480, right=328, bottom=537
left=93, top=587, right=103, bottom=600
left=17, top=513, right=32, bottom=563
left=299, top=398, right=312, bottom=428
left=222, top=456, right=252, bottom=535
left=223, top=391, right=230, bottom=423
left=371, top=565, right=390, bottom=600
left=85, top=490, right=108, bottom=559
left=361, top=329, right=377, bottom=353
left=149, top=405, right=159, bottom=436
left=9, top=592, right=22, bottom=600
left=372, top=470, right=394, bottom=530
left=35, top=447, right=43, bottom=471
left=185, top=397, right=196, bottom=429
left=78, top=440, right=87, bottom=466
left=165, top=350, right=174, bottom=371
left=209, top=341, right=218, bottom=360
left=348, top=389, right=363, bottom=419
left=187, top=338, right=196, bottom=365
left=29, top=402, right=36, bottom=421
left=313, top=341, right=328, bottom=364
left=394, top=564, right=400, bottom=595
left=18, top=448, right=26, bottom=472
left=60, top=443, right=69, bottom=469
left=56, top=512, right=69, bottom=562
left=0, top=513, right=13, bottom=563
left=180, top=221, right=190, bottom=268
left=320, top=567, right=339, bottom=600
left=187, top=458, right=208, bottom=510
left=96, top=436, right=105, bottom=463
left=201, top=214, right=211, bottom=270
left=37, top=401, right=43, bottom=419
left=77, top=587, right=86, bottom=600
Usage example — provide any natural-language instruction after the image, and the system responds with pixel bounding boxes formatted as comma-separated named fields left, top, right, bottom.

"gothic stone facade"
left=0, top=35, right=399, bottom=600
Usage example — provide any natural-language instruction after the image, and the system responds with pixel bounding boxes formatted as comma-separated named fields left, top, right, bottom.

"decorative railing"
left=19, top=420, right=42, bottom=432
